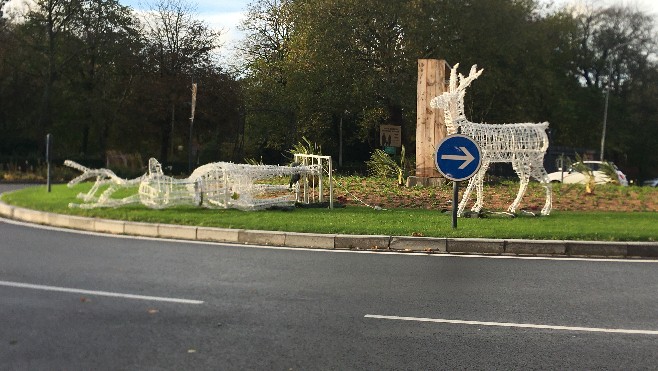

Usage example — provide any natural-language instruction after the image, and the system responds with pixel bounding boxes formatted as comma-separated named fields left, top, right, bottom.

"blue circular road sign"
left=435, top=134, right=482, bottom=181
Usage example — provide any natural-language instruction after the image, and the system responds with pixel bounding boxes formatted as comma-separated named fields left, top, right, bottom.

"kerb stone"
left=158, top=224, right=197, bottom=240
left=13, top=207, right=47, bottom=224
left=0, top=202, right=14, bottom=218
left=66, top=215, right=95, bottom=231
left=197, top=227, right=240, bottom=243
left=239, top=230, right=286, bottom=246
left=566, top=241, right=626, bottom=257
left=285, top=232, right=336, bottom=249
left=626, top=242, right=658, bottom=258
left=447, top=238, right=504, bottom=254
left=94, top=219, right=125, bottom=234
left=505, top=239, right=566, bottom=255
left=124, top=222, right=159, bottom=237
left=390, top=236, right=447, bottom=252
left=334, top=234, right=390, bottom=250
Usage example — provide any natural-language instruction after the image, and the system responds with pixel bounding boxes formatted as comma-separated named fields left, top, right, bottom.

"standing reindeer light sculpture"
left=430, top=64, right=552, bottom=216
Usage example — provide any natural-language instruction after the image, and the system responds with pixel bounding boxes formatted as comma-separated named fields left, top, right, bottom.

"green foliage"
left=366, top=149, right=400, bottom=179
left=1, top=0, right=658, bottom=180
left=244, top=157, right=265, bottom=165
left=0, top=0, right=240, bottom=165
left=599, top=162, right=621, bottom=185
left=288, top=136, right=322, bottom=158
left=237, top=0, right=658, bottom=177
left=0, top=164, right=78, bottom=183
left=570, top=153, right=622, bottom=193
left=366, top=145, right=411, bottom=185
left=570, top=153, right=597, bottom=193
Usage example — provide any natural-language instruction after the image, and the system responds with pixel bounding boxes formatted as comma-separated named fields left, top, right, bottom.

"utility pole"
left=600, top=41, right=631, bottom=162
left=189, top=83, right=197, bottom=173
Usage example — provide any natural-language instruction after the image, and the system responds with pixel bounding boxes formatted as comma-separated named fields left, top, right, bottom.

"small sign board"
left=435, top=134, right=482, bottom=181
left=380, top=125, right=401, bottom=147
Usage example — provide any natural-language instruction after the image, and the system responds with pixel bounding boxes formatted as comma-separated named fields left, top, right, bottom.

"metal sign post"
left=46, top=133, right=52, bottom=193
left=435, top=134, right=482, bottom=228
left=452, top=180, right=459, bottom=229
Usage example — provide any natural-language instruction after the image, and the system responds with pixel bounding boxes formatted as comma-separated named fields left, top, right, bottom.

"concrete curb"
left=158, top=224, right=197, bottom=240
left=239, top=230, right=286, bottom=246
left=285, top=232, right=336, bottom=249
left=390, top=236, right=447, bottom=253
left=448, top=238, right=504, bottom=254
left=566, top=240, right=627, bottom=257
left=125, top=221, right=159, bottom=237
left=2, top=200, right=657, bottom=258
left=197, top=227, right=241, bottom=243
left=505, top=239, right=567, bottom=256
left=335, top=234, right=391, bottom=250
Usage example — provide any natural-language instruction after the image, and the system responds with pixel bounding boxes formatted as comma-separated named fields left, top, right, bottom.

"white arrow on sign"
left=441, top=146, right=475, bottom=169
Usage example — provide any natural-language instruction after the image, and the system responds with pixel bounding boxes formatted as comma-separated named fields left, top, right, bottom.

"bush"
left=366, top=145, right=412, bottom=185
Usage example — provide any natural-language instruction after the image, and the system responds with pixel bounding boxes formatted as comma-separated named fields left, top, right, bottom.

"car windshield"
left=568, top=162, right=616, bottom=172
left=586, top=163, right=601, bottom=171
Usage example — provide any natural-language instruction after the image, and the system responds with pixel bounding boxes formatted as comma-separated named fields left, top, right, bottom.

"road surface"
left=1, top=215, right=657, bottom=370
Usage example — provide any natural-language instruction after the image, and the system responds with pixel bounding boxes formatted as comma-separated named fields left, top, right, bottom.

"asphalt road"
left=1, top=216, right=658, bottom=370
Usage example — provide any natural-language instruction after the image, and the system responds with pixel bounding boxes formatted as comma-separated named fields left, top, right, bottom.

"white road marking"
left=0, top=280, right=204, bottom=305
left=364, top=314, right=658, bottom=335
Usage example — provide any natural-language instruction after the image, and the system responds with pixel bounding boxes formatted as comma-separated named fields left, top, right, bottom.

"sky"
left=115, top=0, right=657, bottom=47
left=118, top=0, right=250, bottom=47
left=5, top=0, right=658, bottom=48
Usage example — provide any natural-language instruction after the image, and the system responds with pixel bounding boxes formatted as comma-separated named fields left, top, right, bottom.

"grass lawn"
left=2, top=183, right=657, bottom=242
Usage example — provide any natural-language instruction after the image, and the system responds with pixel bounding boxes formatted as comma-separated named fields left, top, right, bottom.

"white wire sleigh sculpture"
left=430, top=63, right=552, bottom=216
left=65, top=156, right=327, bottom=211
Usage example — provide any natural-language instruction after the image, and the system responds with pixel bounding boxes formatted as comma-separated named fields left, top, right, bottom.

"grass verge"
left=2, top=184, right=657, bottom=242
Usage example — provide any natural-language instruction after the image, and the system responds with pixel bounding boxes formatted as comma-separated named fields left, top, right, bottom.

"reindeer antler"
left=449, top=63, right=460, bottom=92
left=455, top=64, right=483, bottom=92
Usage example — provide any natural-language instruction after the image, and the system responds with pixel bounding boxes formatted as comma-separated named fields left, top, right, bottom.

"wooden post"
left=413, top=59, right=448, bottom=185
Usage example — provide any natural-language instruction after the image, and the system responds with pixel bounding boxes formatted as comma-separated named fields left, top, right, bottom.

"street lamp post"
left=599, top=57, right=612, bottom=162
left=189, top=83, right=197, bottom=173
left=599, top=41, right=631, bottom=162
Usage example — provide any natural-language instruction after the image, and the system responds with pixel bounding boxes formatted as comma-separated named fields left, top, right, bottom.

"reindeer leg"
left=458, top=176, right=477, bottom=217
left=471, top=161, right=489, bottom=213
left=509, top=159, right=529, bottom=214
left=531, top=161, right=552, bottom=216
left=509, top=177, right=529, bottom=214
left=541, top=179, right=553, bottom=216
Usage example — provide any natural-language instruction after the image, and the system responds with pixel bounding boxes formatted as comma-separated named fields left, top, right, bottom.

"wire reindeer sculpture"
left=65, top=158, right=321, bottom=211
left=430, top=63, right=552, bottom=216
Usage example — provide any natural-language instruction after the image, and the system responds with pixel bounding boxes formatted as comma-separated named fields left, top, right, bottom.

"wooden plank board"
left=416, top=59, right=447, bottom=178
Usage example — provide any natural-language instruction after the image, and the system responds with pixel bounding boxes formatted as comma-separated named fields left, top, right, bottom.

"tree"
left=0, top=0, right=243, bottom=168
left=625, top=66, right=658, bottom=179
left=238, top=0, right=297, bottom=163
left=25, top=0, right=83, bottom=133
left=70, top=0, right=142, bottom=157
left=240, top=0, right=424, bottom=162
left=239, top=0, right=582, bottom=165
left=568, top=4, right=658, bottom=174
left=188, top=66, right=245, bottom=164
left=0, top=0, right=7, bottom=24
left=3, top=0, right=145, bottom=160
left=572, top=5, right=655, bottom=90
left=0, top=0, right=88, bottom=159
left=139, top=0, right=222, bottom=163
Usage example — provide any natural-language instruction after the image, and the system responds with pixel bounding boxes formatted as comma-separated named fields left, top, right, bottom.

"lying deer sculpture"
left=430, top=64, right=552, bottom=216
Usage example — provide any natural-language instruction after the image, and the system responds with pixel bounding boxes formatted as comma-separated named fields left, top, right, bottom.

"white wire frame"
left=292, top=154, right=334, bottom=209
left=429, top=63, right=552, bottom=216
left=66, top=157, right=322, bottom=211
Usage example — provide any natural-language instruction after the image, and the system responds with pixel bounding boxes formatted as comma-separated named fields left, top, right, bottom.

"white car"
left=643, top=178, right=658, bottom=187
left=547, top=161, right=628, bottom=186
